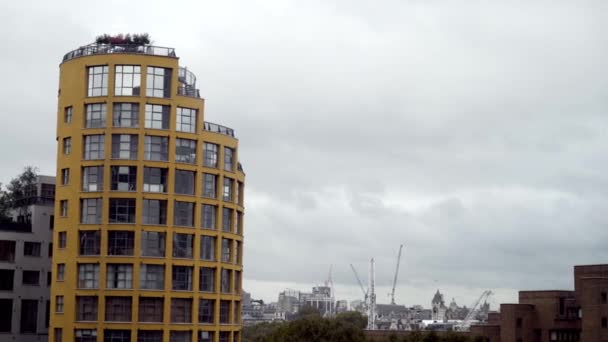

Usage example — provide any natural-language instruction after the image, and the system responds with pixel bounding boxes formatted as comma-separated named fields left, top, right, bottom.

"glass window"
left=22, top=270, right=39, bottom=285
left=170, top=331, right=191, bottom=342
left=171, top=265, right=193, bottom=291
left=107, top=231, right=134, bottom=256
left=113, top=103, right=139, bottom=127
left=55, top=328, right=63, bottom=342
left=82, top=166, right=104, bottom=192
left=198, top=299, right=214, bottom=323
left=236, top=211, right=243, bottom=235
left=84, top=134, right=105, bottom=160
left=199, top=332, right=214, bottom=342
left=174, top=201, right=194, bottom=227
left=139, top=264, right=165, bottom=290
left=142, top=199, right=167, bottom=225
left=20, top=299, right=38, bottom=332
left=219, top=300, right=230, bottom=323
left=76, top=296, right=98, bottom=321
left=87, top=65, right=108, bottom=97
left=104, top=330, right=131, bottom=342
left=203, top=143, right=218, bottom=168
left=138, top=331, right=163, bottom=342
left=80, top=198, right=102, bottom=224
left=176, top=107, right=196, bottom=133
left=174, top=169, right=195, bottom=195
left=144, top=135, right=169, bottom=161
left=172, top=233, right=193, bottom=259
left=145, top=104, right=170, bottom=129
left=64, top=106, right=73, bottom=123
left=221, top=239, right=232, bottom=263
left=201, top=204, right=217, bottom=230
left=175, top=138, right=196, bottom=164
left=223, top=177, right=233, bottom=202
left=79, top=231, right=100, bottom=255
left=105, top=297, right=132, bottom=322
left=85, top=103, right=106, bottom=128
left=222, top=208, right=233, bottom=233
left=221, top=269, right=231, bottom=293
left=106, top=264, right=133, bottom=289
left=57, top=263, right=65, bottom=281
left=138, top=298, right=163, bottom=322
left=111, top=166, right=137, bottom=191
left=60, top=200, right=68, bottom=216
left=200, top=236, right=215, bottom=261
left=143, top=167, right=168, bottom=193
left=146, top=66, right=171, bottom=98
left=111, top=134, right=138, bottom=160
left=234, top=271, right=241, bottom=294
left=202, top=173, right=217, bottom=198
left=237, top=181, right=244, bottom=205
left=199, top=267, right=215, bottom=292
left=61, top=168, right=70, bottom=185
left=77, top=263, right=100, bottom=288
left=235, top=241, right=241, bottom=265
left=115, top=65, right=141, bottom=96
left=224, top=147, right=234, bottom=171
left=23, top=242, right=41, bottom=257
left=170, top=298, right=192, bottom=323
left=58, top=231, right=67, bottom=248
left=63, top=137, right=71, bottom=155
left=141, top=231, right=165, bottom=257
left=109, top=198, right=136, bottom=224
left=75, top=329, right=97, bottom=342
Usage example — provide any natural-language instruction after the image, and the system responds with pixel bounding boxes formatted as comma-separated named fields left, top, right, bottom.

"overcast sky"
left=1, top=0, right=607, bottom=308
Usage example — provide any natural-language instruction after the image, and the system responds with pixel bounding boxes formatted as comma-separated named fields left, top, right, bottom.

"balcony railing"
left=63, top=43, right=176, bottom=62
left=178, top=67, right=197, bottom=86
left=177, top=86, right=201, bottom=98
left=204, top=122, right=235, bottom=137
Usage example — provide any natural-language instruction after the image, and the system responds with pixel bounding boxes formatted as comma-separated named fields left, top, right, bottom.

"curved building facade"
left=50, top=42, right=244, bottom=342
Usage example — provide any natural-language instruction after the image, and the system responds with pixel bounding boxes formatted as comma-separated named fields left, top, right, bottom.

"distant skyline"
left=1, top=0, right=607, bottom=307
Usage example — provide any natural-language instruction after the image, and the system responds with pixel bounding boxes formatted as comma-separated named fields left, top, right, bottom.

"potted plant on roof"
left=95, top=33, right=151, bottom=53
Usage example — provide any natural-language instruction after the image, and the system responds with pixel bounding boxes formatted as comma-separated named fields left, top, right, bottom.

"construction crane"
left=390, top=244, right=404, bottom=305
left=324, top=265, right=335, bottom=316
left=456, top=290, right=493, bottom=331
left=367, top=258, right=377, bottom=330
left=350, top=264, right=368, bottom=301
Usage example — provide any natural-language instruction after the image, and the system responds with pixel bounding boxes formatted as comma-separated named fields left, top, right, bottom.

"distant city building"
left=431, top=289, right=448, bottom=321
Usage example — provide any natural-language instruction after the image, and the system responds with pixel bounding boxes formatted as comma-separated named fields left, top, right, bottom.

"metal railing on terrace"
left=204, top=122, right=235, bottom=137
left=177, top=86, right=201, bottom=98
left=63, top=43, right=176, bottom=62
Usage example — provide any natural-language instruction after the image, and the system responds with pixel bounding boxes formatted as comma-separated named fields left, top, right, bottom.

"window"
left=199, top=267, right=215, bottom=292
left=75, top=329, right=98, bottom=342
left=0, top=240, right=16, bottom=262
left=88, top=65, right=108, bottom=96
left=138, top=297, right=164, bottom=322
left=170, top=331, right=191, bottom=342
left=234, top=271, right=241, bottom=294
left=64, top=106, right=73, bottom=123
left=201, top=204, right=217, bottom=229
left=175, top=169, right=195, bottom=195
left=144, top=135, right=169, bottom=161
left=55, top=328, right=63, bottom=342
left=22, top=270, right=39, bottom=285
left=236, top=212, right=243, bottom=235
left=55, top=295, right=64, bottom=313
left=85, top=103, right=106, bottom=128
left=78, top=263, right=100, bottom=288
left=57, top=263, right=65, bottom=281
left=108, top=231, right=134, bottom=256
left=202, top=173, right=217, bottom=198
left=203, top=143, right=218, bottom=168
left=199, top=331, right=214, bottom=342
left=173, top=233, right=193, bottom=259
left=199, top=299, right=215, bottom=323
left=603, top=317, right=607, bottom=328
left=235, top=241, right=241, bottom=265
left=223, top=177, right=233, bottom=202
left=224, top=147, right=234, bottom=171
left=139, top=264, right=165, bottom=290
left=516, top=317, right=523, bottom=328
left=141, top=231, right=166, bottom=257
left=143, top=167, right=168, bottom=193
left=0, top=299, right=12, bottom=332
left=82, top=166, right=104, bottom=191
left=146, top=66, right=171, bottom=98
left=63, top=137, right=72, bottom=155
left=602, top=292, right=607, bottom=304
left=233, top=302, right=240, bottom=324
left=109, top=198, right=136, bottom=223
left=145, top=104, right=170, bottom=129
left=200, top=236, right=216, bottom=261
left=0, top=270, right=14, bottom=290
left=222, top=208, right=233, bottom=233
left=219, top=300, right=230, bottom=324
left=112, top=134, right=138, bottom=160
left=221, top=268, right=231, bottom=293
left=172, top=265, right=193, bottom=291
left=105, top=297, right=132, bottom=322
left=104, top=330, right=131, bottom=342
left=24, top=241, right=41, bottom=257
left=170, top=298, right=192, bottom=323
left=107, top=264, right=133, bottom=289
left=81, top=198, right=102, bottom=224
left=84, top=134, right=105, bottom=160
left=115, top=65, right=141, bottom=96
left=143, top=199, right=167, bottom=225
left=138, top=330, right=163, bottom=342
left=79, top=231, right=101, bottom=255
left=237, top=181, right=244, bottom=205
left=175, top=138, right=196, bottom=164
left=113, top=103, right=139, bottom=127
left=174, top=201, right=194, bottom=227
left=176, top=107, right=196, bottom=133
left=111, top=166, right=137, bottom=191
left=20, top=299, right=38, bottom=333
left=219, top=332, right=230, bottom=342
left=61, top=168, right=70, bottom=185
left=47, top=270, right=52, bottom=285
left=222, top=239, right=232, bottom=263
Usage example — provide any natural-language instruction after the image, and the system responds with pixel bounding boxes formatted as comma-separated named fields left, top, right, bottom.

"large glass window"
left=203, top=143, right=218, bottom=168
left=80, top=198, right=102, bottom=224
left=115, top=65, right=141, bottom=96
left=22, top=270, right=39, bottom=285
left=82, top=166, right=104, bottom=192
left=104, top=330, right=131, bottom=342
left=222, top=238, right=232, bottom=263
left=63, top=137, right=71, bottom=155
left=175, top=138, right=196, bottom=164
left=200, top=236, right=216, bottom=261
left=219, top=300, right=230, bottom=323
left=172, top=233, right=193, bottom=259
left=143, top=167, right=168, bottom=193
left=79, top=231, right=100, bottom=255
left=85, top=103, right=106, bottom=128
left=76, top=296, right=98, bottom=321
left=113, top=103, right=139, bottom=127
left=20, top=299, right=38, bottom=332
left=141, top=231, right=165, bottom=257
left=75, top=329, right=97, bottom=342
left=138, top=330, right=162, bottom=342
left=174, top=201, right=194, bottom=227
left=142, top=199, right=167, bottom=225
left=77, top=263, right=100, bottom=288
left=146, top=66, right=171, bottom=98
left=176, top=107, right=196, bottom=133
left=199, top=299, right=215, bottom=324
left=222, top=208, right=233, bottom=232
left=145, top=104, right=170, bottom=129
left=202, top=173, right=217, bottom=198
left=199, top=267, right=215, bottom=292
left=170, top=298, right=192, bottom=323
left=111, top=134, right=138, bottom=160
left=84, top=135, right=105, bottom=160
left=170, top=331, right=191, bottom=342
left=237, top=181, right=244, bottom=205
left=171, top=265, right=193, bottom=291
left=198, top=332, right=214, bottom=342
left=234, top=271, right=241, bottom=294
left=236, top=211, right=243, bottom=235
left=144, top=135, right=169, bottom=161
left=87, top=65, right=108, bottom=97
left=221, top=269, right=231, bottom=293
left=111, top=166, right=137, bottom=191
left=235, top=241, right=242, bottom=265
left=139, top=264, right=165, bottom=290
left=107, top=231, right=134, bottom=256
left=223, top=177, right=233, bottom=202
left=105, top=297, right=132, bottom=322
left=0, top=270, right=12, bottom=290
left=109, top=198, right=136, bottom=224
left=138, top=297, right=163, bottom=322
left=224, top=147, right=234, bottom=171
left=106, top=264, right=133, bottom=289
left=174, top=170, right=195, bottom=195
left=201, top=204, right=217, bottom=230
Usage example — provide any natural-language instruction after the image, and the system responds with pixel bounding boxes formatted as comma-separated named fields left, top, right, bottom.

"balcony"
left=204, top=122, right=235, bottom=138
left=63, top=43, right=176, bottom=62
left=177, top=86, right=200, bottom=98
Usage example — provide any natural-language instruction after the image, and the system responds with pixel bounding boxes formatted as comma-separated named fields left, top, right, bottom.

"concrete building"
left=50, top=37, right=245, bottom=342
left=431, top=289, right=447, bottom=321
left=0, top=175, right=55, bottom=342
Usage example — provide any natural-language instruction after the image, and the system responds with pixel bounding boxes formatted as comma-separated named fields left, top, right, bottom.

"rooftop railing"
left=177, top=86, right=201, bottom=98
left=63, top=43, right=176, bottom=62
left=204, top=122, right=235, bottom=138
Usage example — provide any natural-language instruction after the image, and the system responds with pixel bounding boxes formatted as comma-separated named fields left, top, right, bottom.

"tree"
left=0, top=166, right=38, bottom=222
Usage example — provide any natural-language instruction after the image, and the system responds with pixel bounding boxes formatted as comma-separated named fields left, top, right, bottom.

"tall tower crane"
left=456, top=290, right=493, bottom=331
left=350, top=264, right=368, bottom=304
left=390, top=244, right=404, bottom=305
left=367, top=258, right=377, bottom=330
